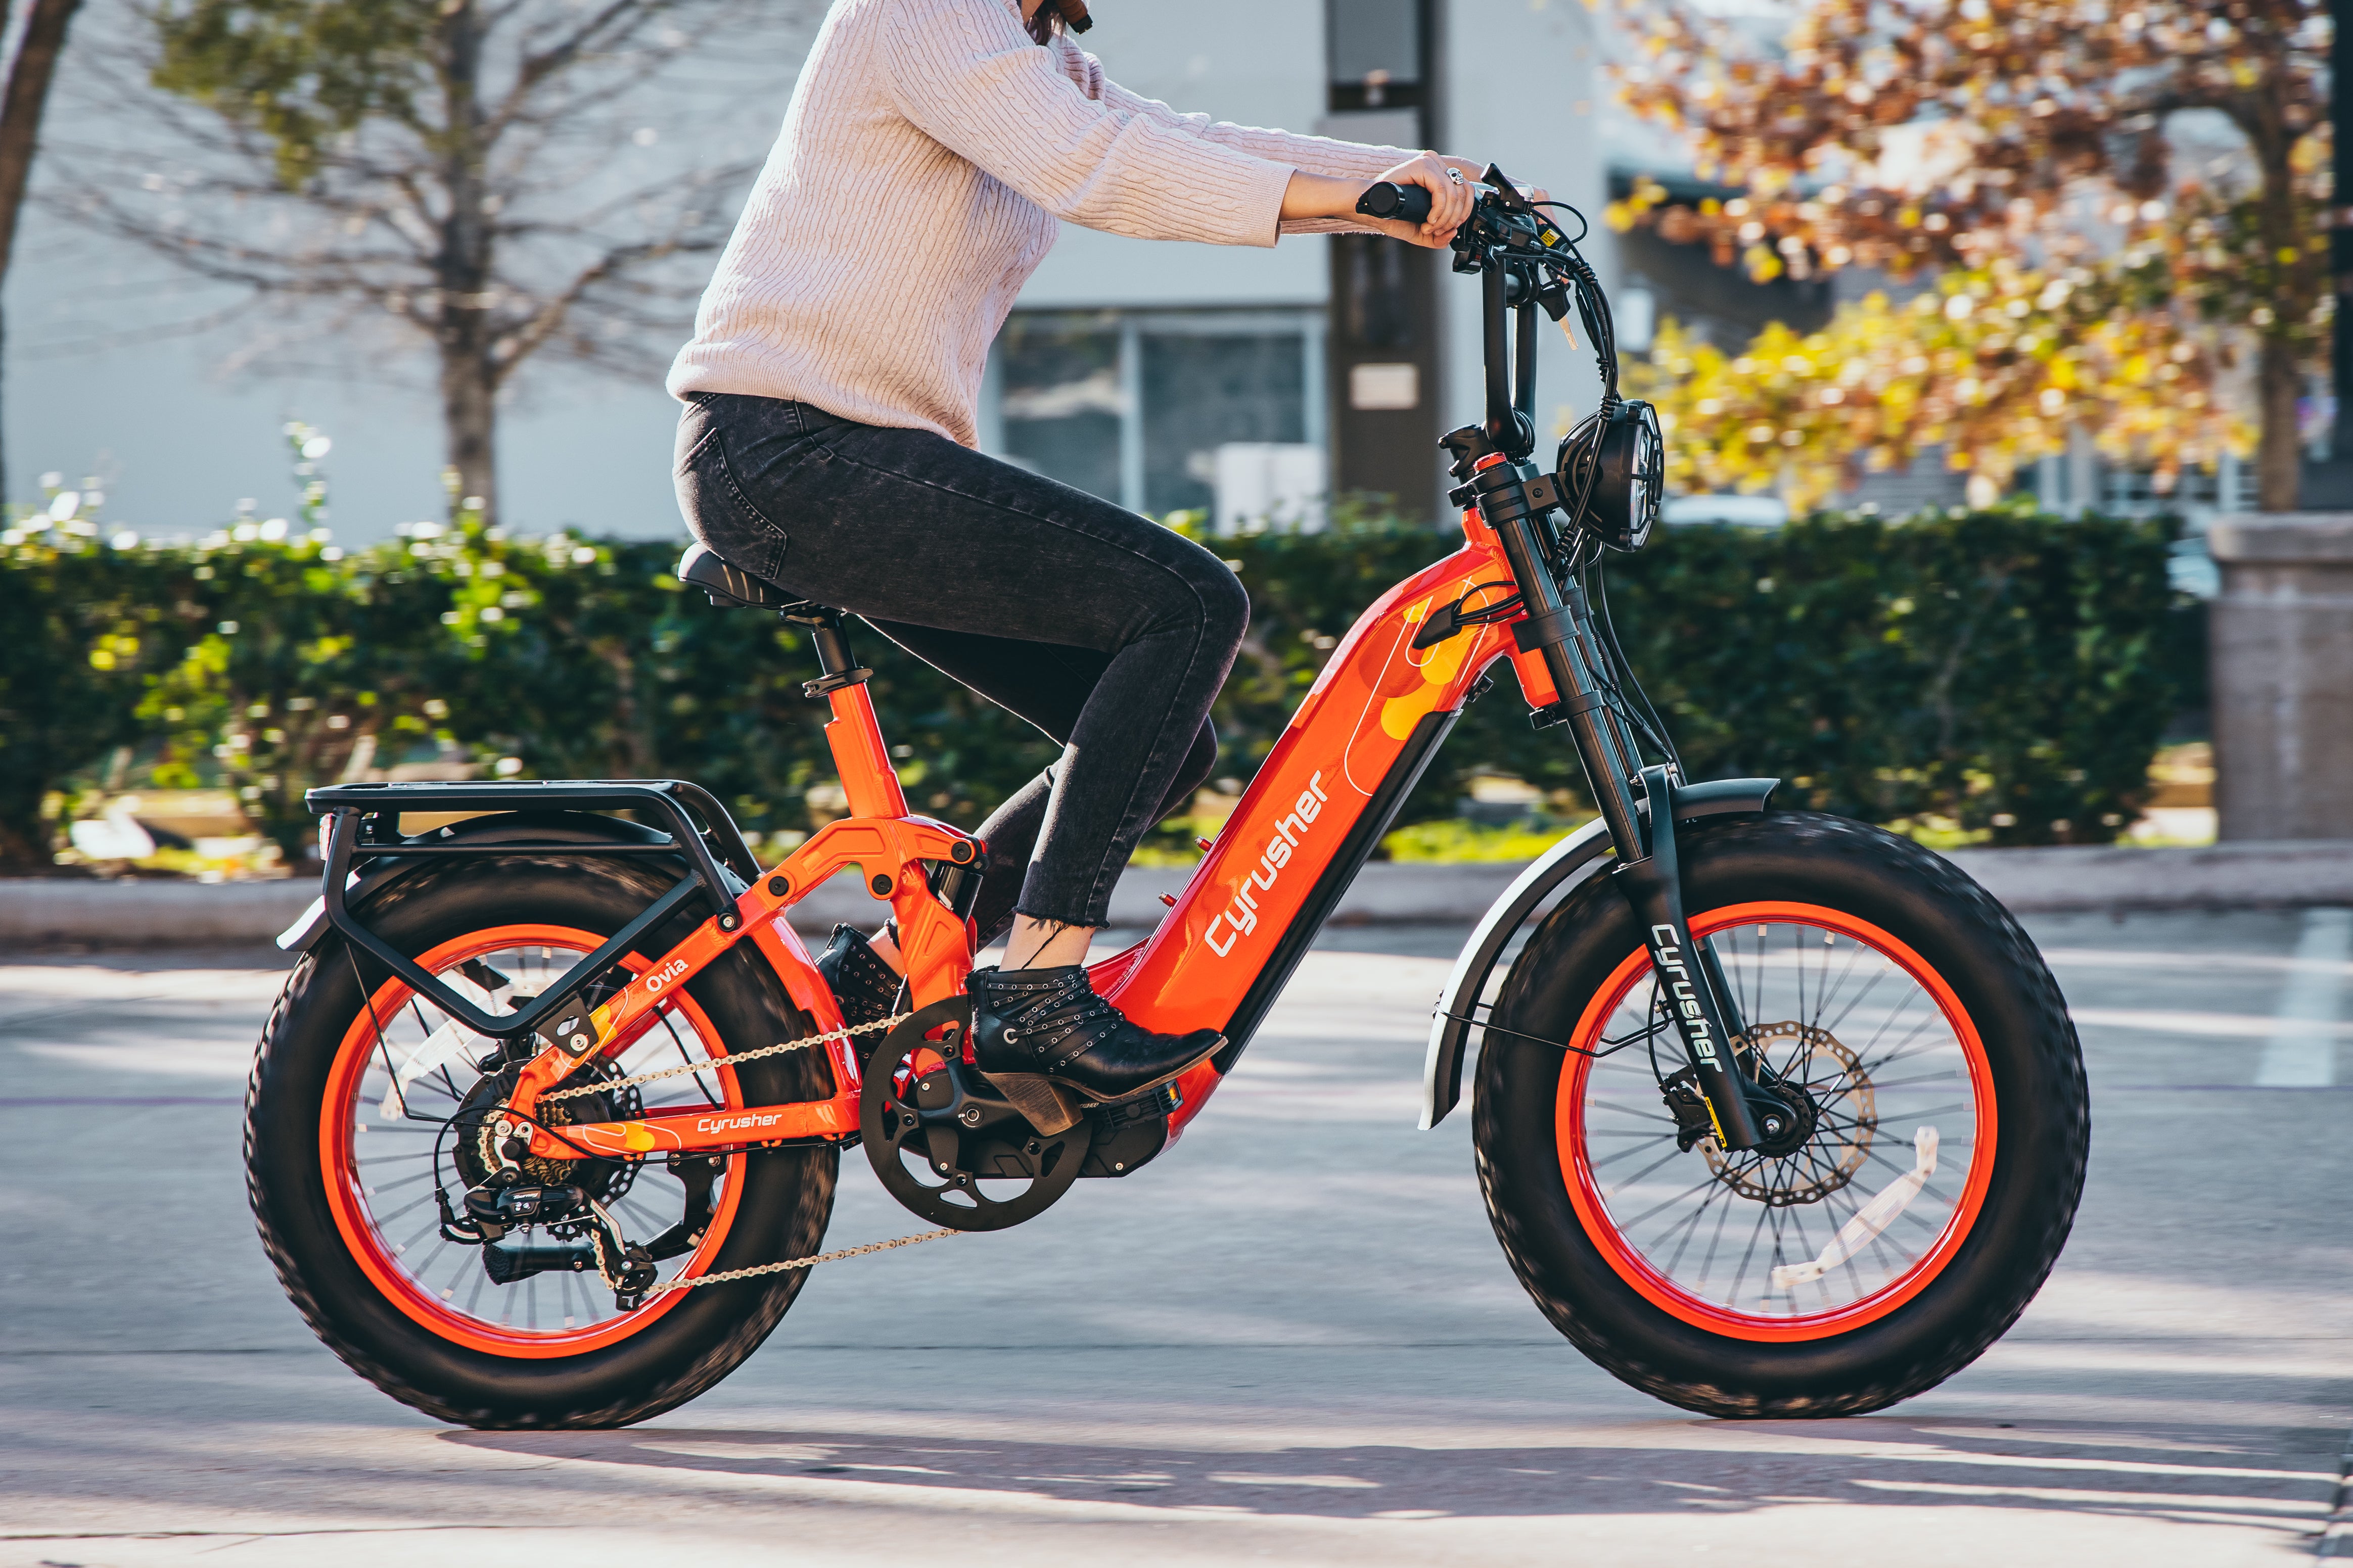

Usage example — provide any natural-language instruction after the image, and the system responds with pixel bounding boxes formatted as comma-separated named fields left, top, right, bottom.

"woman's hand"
left=1280, top=150, right=1474, bottom=248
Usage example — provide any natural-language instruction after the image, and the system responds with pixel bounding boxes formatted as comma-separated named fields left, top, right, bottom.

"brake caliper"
left=1659, top=1065, right=1718, bottom=1152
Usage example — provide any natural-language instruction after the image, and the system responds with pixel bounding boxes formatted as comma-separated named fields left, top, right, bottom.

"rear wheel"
left=248, top=854, right=837, bottom=1428
left=1474, top=811, right=2086, bottom=1417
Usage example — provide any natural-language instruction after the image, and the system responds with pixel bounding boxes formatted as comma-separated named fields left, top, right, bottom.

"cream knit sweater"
left=668, top=0, right=1417, bottom=447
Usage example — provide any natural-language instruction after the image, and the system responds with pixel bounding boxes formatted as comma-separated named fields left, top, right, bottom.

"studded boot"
left=814, top=924, right=904, bottom=1031
left=968, top=964, right=1223, bottom=1136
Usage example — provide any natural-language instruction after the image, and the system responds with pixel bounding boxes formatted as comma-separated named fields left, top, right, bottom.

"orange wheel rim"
left=1552, top=901, right=1998, bottom=1343
left=319, top=924, right=749, bottom=1358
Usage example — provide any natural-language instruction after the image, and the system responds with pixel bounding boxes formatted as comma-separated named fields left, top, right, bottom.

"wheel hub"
left=1701, top=1021, right=1876, bottom=1206
left=452, top=1060, right=640, bottom=1216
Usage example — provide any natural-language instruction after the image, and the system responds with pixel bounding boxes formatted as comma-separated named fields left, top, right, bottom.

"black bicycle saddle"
left=676, top=542, right=812, bottom=612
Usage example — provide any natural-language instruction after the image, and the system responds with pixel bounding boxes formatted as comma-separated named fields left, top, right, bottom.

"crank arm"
left=1610, top=766, right=1768, bottom=1152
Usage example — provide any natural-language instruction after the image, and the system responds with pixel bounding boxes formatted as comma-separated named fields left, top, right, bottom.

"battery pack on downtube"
left=1610, top=766, right=1768, bottom=1151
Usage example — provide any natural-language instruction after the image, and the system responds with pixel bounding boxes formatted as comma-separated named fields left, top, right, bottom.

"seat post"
left=785, top=607, right=907, bottom=821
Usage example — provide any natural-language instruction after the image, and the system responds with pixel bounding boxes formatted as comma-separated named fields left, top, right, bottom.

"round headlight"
left=1559, top=399, right=1663, bottom=553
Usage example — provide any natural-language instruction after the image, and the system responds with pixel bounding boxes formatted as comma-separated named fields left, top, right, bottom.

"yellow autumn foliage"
left=1622, top=258, right=2249, bottom=513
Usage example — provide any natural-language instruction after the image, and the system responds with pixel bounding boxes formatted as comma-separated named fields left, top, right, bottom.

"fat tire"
left=1472, top=811, right=2088, bottom=1417
left=247, top=854, right=837, bottom=1429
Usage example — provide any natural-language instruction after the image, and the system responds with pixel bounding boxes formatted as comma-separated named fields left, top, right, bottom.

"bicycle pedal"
left=1101, top=1080, right=1183, bottom=1126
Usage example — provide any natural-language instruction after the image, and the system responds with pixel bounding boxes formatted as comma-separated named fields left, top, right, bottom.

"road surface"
left=3, top=909, right=2346, bottom=1564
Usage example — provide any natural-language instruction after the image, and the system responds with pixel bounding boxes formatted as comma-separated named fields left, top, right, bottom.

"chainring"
left=1702, top=1020, right=1876, bottom=1206
left=859, top=997, right=1086, bottom=1232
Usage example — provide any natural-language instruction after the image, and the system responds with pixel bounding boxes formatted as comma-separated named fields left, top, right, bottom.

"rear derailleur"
left=432, top=1050, right=709, bottom=1312
left=438, top=1172, right=662, bottom=1309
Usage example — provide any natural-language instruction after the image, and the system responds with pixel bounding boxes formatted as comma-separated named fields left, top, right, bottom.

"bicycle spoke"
left=1692, top=1184, right=1740, bottom=1287
left=1589, top=1139, right=1690, bottom=1179
left=333, top=933, right=747, bottom=1344
left=1725, top=1201, right=1772, bottom=1306
left=1618, top=1168, right=1737, bottom=1230
left=1573, top=911, right=1981, bottom=1324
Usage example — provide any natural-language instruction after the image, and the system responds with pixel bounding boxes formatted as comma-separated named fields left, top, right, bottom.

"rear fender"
left=1420, top=777, right=1777, bottom=1129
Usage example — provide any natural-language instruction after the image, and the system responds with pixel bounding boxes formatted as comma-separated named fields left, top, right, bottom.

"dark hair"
left=1024, top=0, right=1092, bottom=45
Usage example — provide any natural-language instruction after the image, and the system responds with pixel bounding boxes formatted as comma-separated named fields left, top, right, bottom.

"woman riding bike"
left=671, top=0, right=1491, bottom=1130
left=251, top=16, right=2089, bottom=1423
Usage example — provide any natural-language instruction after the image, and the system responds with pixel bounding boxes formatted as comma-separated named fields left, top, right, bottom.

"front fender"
left=1419, top=776, right=1777, bottom=1129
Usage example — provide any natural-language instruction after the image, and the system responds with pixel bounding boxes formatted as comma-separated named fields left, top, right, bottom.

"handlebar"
left=1355, top=181, right=1433, bottom=226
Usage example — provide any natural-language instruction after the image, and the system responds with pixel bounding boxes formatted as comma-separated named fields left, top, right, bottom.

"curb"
left=7, top=840, right=2352, bottom=948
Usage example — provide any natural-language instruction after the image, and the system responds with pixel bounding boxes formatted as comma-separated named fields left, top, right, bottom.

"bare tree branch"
left=42, top=0, right=812, bottom=520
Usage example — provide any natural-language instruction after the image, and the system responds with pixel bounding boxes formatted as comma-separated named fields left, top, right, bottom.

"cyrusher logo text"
left=1203, top=772, right=1331, bottom=958
left=1648, top=923, right=1721, bottom=1067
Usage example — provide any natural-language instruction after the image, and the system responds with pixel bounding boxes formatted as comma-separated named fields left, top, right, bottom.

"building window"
left=983, top=308, right=1327, bottom=529
left=1327, top=0, right=1423, bottom=111
left=992, top=316, right=1123, bottom=506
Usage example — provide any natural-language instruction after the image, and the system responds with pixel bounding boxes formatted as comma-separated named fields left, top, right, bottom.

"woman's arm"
left=1067, top=60, right=1478, bottom=246
left=1280, top=153, right=1474, bottom=249
left=880, top=0, right=1301, bottom=247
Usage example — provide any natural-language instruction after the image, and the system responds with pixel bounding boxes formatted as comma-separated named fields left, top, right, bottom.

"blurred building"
left=9, top=0, right=1613, bottom=541
left=982, top=0, right=1614, bottom=528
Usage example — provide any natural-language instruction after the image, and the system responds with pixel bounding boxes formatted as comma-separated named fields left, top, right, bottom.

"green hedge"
left=0, top=506, right=2194, bottom=871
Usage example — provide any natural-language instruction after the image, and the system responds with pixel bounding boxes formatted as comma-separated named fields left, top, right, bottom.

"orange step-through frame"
left=495, top=506, right=1555, bottom=1161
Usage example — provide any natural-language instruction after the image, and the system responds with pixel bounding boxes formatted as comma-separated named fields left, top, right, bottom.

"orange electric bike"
left=249, top=171, right=2088, bottom=1428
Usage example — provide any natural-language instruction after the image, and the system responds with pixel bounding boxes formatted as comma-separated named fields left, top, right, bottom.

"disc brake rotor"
left=1702, top=1021, right=1877, bottom=1206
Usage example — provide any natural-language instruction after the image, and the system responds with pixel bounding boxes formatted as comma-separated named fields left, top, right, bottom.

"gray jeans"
left=674, top=392, right=1248, bottom=938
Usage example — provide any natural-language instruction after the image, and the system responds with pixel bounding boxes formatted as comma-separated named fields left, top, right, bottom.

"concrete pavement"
left=2, top=912, right=2348, bottom=1564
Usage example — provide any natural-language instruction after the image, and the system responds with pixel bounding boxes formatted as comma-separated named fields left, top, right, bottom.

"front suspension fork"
left=1456, top=437, right=1772, bottom=1151
left=1610, top=769, right=1767, bottom=1151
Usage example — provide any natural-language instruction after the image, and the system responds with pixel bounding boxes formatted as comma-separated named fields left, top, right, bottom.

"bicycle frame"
left=307, top=180, right=1776, bottom=1170
left=312, top=509, right=1547, bottom=1164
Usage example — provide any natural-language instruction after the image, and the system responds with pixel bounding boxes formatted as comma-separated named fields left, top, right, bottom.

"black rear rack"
left=305, top=779, right=759, bottom=1040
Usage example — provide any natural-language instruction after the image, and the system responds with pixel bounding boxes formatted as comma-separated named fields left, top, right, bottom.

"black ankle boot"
left=815, top=924, right=903, bottom=1030
left=969, top=964, right=1222, bottom=1135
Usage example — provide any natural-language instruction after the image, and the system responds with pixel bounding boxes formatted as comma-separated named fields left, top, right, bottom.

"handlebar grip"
left=1356, top=181, right=1434, bottom=225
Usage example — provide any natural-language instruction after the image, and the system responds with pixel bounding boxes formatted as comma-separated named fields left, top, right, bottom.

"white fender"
left=1418, top=776, right=1779, bottom=1130
left=1420, top=817, right=1616, bottom=1129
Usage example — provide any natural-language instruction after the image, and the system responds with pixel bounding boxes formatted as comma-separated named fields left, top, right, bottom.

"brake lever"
left=1481, top=162, right=1535, bottom=213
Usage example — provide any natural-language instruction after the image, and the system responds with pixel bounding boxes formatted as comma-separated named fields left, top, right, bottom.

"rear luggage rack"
left=305, top=779, right=759, bottom=1039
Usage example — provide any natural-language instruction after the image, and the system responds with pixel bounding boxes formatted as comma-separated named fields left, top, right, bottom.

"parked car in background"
left=1663, top=493, right=1789, bottom=528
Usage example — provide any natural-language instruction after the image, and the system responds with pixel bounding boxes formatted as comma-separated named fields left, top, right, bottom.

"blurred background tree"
left=0, top=524, right=184, bottom=869
left=1629, top=253, right=2245, bottom=509
left=1611, top=0, right=2325, bottom=509
left=51, top=0, right=812, bottom=524
left=0, top=0, right=86, bottom=506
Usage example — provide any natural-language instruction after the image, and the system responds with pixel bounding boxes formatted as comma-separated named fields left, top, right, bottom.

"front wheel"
left=1474, top=811, right=2087, bottom=1417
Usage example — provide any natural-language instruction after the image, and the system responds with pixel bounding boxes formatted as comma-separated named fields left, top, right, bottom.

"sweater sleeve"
left=1081, top=58, right=1420, bottom=234
left=879, top=0, right=1296, bottom=247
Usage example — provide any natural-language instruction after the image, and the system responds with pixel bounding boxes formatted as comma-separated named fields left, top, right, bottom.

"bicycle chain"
left=531, top=1009, right=950, bottom=1294
left=537, top=1010, right=911, bottom=1102
left=648, top=1226, right=960, bottom=1294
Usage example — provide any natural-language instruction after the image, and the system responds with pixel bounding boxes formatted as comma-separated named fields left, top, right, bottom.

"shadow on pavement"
left=445, top=1413, right=2332, bottom=1535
